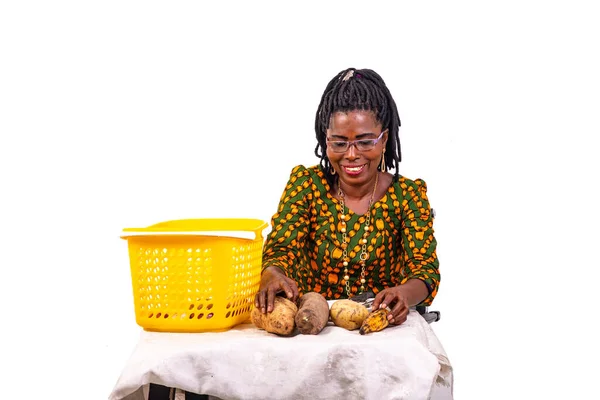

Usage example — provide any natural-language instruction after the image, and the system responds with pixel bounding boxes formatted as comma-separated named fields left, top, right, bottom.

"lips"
left=341, top=164, right=366, bottom=176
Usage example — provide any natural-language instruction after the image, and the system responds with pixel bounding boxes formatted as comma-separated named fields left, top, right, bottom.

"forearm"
left=399, top=178, right=440, bottom=306
left=262, top=167, right=311, bottom=278
left=397, top=279, right=429, bottom=307
left=262, top=220, right=305, bottom=278
left=262, top=249, right=300, bottom=278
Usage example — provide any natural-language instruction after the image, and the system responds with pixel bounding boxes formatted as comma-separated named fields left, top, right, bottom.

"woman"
left=255, top=68, right=440, bottom=327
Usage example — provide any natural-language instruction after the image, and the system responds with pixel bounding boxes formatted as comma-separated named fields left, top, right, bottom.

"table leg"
left=148, top=384, right=210, bottom=400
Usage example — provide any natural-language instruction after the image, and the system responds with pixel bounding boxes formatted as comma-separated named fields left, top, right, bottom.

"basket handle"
left=121, top=218, right=269, bottom=240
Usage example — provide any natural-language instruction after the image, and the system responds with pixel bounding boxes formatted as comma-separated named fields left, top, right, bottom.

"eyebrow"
left=328, top=132, right=379, bottom=140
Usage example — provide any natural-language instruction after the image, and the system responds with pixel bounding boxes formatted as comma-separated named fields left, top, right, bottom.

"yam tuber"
left=251, top=296, right=298, bottom=336
left=359, top=307, right=390, bottom=335
left=295, top=292, right=329, bottom=335
left=329, top=299, right=369, bottom=330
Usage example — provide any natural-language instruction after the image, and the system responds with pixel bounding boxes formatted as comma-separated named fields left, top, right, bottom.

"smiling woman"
left=257, top=68, right=441, bottom=321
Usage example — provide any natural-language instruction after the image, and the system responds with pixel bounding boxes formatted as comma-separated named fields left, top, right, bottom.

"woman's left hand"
left=372, top=286, right=410, bottom=325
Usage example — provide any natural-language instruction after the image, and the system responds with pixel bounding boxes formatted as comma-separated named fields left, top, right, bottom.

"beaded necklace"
left=338, top=172, right=379, bottom=297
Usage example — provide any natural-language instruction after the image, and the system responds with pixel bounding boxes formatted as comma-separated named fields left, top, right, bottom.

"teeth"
left=345, top=166, right=364, bottom=172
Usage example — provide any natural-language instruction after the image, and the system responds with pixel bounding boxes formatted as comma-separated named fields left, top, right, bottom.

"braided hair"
left=314, top=68, right=402, bottom=188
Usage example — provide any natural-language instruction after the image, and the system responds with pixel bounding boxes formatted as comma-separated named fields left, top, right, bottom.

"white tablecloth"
left=109, top=310, right=453, bottom=400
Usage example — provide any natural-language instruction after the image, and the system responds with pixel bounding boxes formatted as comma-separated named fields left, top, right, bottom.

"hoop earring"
left=380, top=149, right=386, bottom=171
left=330, top=166, right=336, bottom=175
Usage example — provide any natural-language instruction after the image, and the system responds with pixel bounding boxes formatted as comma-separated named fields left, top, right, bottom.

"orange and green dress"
left=262, top=165, right=440, bottom=306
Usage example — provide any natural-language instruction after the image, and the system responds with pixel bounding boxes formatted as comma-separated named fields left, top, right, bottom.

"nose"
left=344, top=143, right=359, bottom=160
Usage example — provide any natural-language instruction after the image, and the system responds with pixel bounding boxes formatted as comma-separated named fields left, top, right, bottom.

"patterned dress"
left=262, top=165, right=440, bottom=306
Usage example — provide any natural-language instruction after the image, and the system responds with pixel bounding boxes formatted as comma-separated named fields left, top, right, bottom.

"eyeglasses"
left=326, top=130, right=387, bottom=153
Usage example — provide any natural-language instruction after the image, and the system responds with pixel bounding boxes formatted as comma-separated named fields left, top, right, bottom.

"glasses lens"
left=356, top=140, right=376, bottom=151
left=329, top=141, right=349, bottom=152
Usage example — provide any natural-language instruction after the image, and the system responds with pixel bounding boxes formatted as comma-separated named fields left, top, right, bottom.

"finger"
left=288, top=279, right=299, bottom=301
left=372, top=290, right=386, bottom=310
left=258, top=289, right=267, bottom=313
left=390, top=302, right=406, bottom=318
left=393, top=308, right=409, bottom=325
left=267, top=287, right=276, bottom=313
left=380, top=292, right=396, bottom=311
left=280, top=280, right=294, bottom=299
left=390, top=300, right=408, bottom=323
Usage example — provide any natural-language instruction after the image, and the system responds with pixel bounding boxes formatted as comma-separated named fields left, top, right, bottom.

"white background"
left=1, top=1, right=599, bottom=399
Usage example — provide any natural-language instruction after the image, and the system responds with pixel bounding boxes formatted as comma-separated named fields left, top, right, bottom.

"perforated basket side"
left=222, top=238, right=263, bottom=324
left=126, top=235, right=262, bottom=332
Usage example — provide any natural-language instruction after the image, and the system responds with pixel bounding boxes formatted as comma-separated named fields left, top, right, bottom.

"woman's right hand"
left=254, top=266, right=299, bottom=313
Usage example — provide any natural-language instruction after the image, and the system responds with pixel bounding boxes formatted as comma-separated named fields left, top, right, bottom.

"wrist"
left=397, top=279, right=428, bottom=307
left=262, top=265, right=286, bottom=277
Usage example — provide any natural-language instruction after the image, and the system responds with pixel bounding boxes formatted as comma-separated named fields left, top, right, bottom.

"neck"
left=338, top=173, right=379, bottom=202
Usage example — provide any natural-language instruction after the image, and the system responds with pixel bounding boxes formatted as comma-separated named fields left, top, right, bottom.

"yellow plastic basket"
left=121, top=218, right=268, bottom=332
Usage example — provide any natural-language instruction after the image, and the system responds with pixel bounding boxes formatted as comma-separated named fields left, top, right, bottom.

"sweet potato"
left=295, top=292, right=329, bottom=335
left=329, top=299, right=369, bottom=330
left=251, top=296, right=298, bottom=336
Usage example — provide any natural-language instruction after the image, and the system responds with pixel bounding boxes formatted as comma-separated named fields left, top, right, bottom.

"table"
left=109, top=310, right=453, bottom=400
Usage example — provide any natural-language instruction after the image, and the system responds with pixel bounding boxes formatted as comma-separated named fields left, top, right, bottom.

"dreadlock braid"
left=314, top=68, right=402, bottom=188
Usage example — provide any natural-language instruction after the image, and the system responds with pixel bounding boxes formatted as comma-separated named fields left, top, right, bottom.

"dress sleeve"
left=262, top=165, right=312, bottom=280
left=399, top=178, right=441, bottom=306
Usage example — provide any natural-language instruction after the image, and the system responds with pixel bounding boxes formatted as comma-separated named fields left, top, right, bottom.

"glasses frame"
left=326, top=130, right=387, bottom=153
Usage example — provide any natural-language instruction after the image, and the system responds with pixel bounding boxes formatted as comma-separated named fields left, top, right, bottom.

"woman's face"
left=326, top=110, right=387, bottom=188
